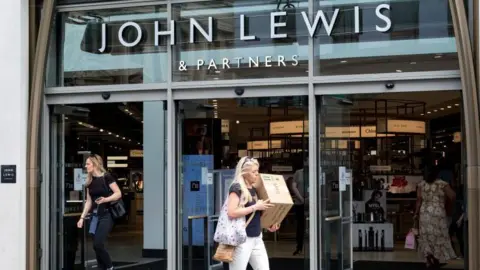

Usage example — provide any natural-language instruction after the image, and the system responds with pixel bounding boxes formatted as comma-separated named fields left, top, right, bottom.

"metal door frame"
left=313, top=78, right=463, bottom=270
left=41, top=91, right=168, bottom=270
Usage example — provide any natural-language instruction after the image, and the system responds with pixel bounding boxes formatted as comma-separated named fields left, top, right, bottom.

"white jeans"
left=229, top=236, right=269, bottom=270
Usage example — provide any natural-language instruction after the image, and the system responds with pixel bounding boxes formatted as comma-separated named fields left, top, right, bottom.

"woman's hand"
left=95, top=197, right=108, bottom=204
left=255, top=199, right=274, bottom=211
left=77, top=218, right=84, bottom=229
left=268, top=223, right=280, bottom=232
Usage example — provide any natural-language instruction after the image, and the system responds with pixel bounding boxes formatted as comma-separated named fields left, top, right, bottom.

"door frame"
left=40, top=75, right=463, bottom=270
left=41, top=92, right=168, bottom=270
left=314, top=79, right=463, bottom=270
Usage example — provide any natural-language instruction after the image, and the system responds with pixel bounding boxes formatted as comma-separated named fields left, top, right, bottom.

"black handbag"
left=101, top=174, right=126, bottom=219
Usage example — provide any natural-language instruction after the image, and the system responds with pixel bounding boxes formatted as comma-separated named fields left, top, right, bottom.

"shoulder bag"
left=101, top=174, right=127, bottom=219
left=212, top=198, right=256, bottom=263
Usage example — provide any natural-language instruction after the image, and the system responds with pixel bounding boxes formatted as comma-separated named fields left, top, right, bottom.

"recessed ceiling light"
left=108, top=132, right=112, bottom=135
left=447, top=105, right=452, bottom=108
left=410, top=62, right=416, bottom=65
left=455, top=103, right=459, bottom=106
left=122, top=137, right=125, bottom=140
left=440, top=108, right=444, bottom=110
left=421, top=113, right=424, bottom=116
left=236, top=120, right=240, bottom=124
left=116, top=135, right=119, bottom=137
left=427, top=111, right=431, bottom=114
left=99, top=129, right=104, bottom=132
left=396, top=69, right=402, bottom=72
left=434, top=54, right=443, bottom=59
left=434, top=109, right=438, bottom=112
left=340, top=60, right=347, bottom=63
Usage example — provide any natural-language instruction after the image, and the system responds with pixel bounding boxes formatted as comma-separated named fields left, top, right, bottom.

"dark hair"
left=426, top=166, right=440, bottom=183
left=370, top=190, right=382, bottom=200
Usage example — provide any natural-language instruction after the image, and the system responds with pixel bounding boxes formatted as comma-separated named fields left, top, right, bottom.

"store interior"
left=56, top=90, right=465, bottom=270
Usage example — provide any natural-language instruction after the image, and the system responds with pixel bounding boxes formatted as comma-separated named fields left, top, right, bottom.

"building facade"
left=0, top=0, right=479, bottom=270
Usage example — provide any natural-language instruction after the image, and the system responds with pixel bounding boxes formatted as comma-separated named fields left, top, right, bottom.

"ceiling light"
left=440, top=108, right=444, bottom=110
left=122, top=137, right=125, bottom=140
left=108, top=132, right=112, bottom=135
left=455, top=103, right=459, bottom=106
left=427, top=111, right=431, bottom=114
left=236, top=120, right=240, bottom=124
left=99, top=129, right=104, bottom=132
left=340, top=60, right=347, bottom=63
left=447, top=105, right=452, bottom=109
left=434, top=109, right=438, bottom=112
left=396, top=69, right=402, bottom=72
left=116, top=135, right=119, bottom=137
left=434, top=54, right=443, bottom=59
left=420, top=113, right=424, bottom=116
left=410, top=62, right=416, bottom=64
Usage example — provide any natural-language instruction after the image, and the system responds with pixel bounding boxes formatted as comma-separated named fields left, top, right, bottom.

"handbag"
left=212, top=211, right=256, bottom=263
left=101, top=174, right=126, bottom=219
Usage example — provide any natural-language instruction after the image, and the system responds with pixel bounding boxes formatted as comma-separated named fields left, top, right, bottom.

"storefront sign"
left=247, top=140, right=282, bottom=150
left=90, top=4, right=391, bottom=72
left=130, top=149, right=144, bottom=157
left=1, top=165, right=16, bottom=184
left=270, top=120, right=308, bottom=134
left=325, top=126, right=361, bottom=138
left=377, top=119, right=426, bottom=134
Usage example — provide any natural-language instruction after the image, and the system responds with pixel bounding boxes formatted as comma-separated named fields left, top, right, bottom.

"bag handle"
left=245, top=209, right=256, bottom=227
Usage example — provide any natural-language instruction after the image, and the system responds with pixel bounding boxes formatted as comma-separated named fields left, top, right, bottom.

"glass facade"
left=41, top=1, right=468, bottom=270
left=48, top=0, right=459, bottom=86
left=314, top=0, right=458, bottom=75
left=51, top=6, right=168, bottom=87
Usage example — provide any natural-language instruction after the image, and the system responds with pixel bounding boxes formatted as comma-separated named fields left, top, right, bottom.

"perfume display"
left=352, top=223, right=394, bottom=252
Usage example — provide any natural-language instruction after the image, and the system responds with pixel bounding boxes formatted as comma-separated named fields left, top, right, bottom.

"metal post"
left=188, top=218, right=193, bottom=270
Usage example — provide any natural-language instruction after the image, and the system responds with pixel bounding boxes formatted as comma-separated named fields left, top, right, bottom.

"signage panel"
left=270, top=121, right=308, bottom=134
left=385, top=120, right=426, bottom=134
left=325, top=126, right=360, bottom=138
left=247, top=140, right=282, bottom=150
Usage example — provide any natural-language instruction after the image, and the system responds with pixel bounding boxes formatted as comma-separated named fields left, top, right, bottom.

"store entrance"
left=317, top=91, right=466, bottom=270
left=49, top=101, right=167, bottom=270
left=176, top=97, right=309, bottom=270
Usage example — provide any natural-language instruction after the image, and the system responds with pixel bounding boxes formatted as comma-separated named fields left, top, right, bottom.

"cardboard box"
left=255, top=174, right=294, bottom=228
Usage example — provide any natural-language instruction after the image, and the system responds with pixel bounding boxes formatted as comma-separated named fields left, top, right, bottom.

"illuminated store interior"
left=53, top=90, right=465, bottom=270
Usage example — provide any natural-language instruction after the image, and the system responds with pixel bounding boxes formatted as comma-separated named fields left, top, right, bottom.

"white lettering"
left=207, top=59, right=218, bottom=70
left=292, top=55, right=299, bottom=66
left=375, top=4, right=391, bottom=32
left=271, top=11, right=287, bottom=39
left=99, top=23, right=107, bottom=52
left=118, top=22, right=142, bottom=47
left=278, top=55, right=286, bottom=67
left=319, top=9, right=339, bottom=36
left=249, top=57, right=259, bottom=67
left=234, top=57, right=243, bottom=68
left=265, top=56, right=272, bottom=67
left=222, top=58, right=231, bottom=69
left=354, top=6, right=360, bottom=34
left=240, top=14, right=256, bottom=41
left=197, top=59, right=204, bottom=70
left=301, top=11, right=320, bottom=37
left=190, top=17, right=213, bottom=43
left=155, top=20, right=175, bottom=46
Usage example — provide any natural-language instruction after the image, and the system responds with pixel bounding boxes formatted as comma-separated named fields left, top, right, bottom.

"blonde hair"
left=231, top=156, right=259, bottom=206
left=85, top=154, right=107, bottom=187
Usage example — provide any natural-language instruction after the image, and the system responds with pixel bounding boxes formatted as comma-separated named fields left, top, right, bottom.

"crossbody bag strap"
left=245, top=209, right=256, bottom=227
left=100, top=174, right=113, bottom=196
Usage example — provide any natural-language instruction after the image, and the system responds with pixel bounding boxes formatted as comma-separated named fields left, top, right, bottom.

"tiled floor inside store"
left=75, top=226, right=464, bottom=270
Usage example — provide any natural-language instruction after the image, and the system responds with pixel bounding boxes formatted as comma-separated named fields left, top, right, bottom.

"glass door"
left=317, top=96, right=354, bottom=270
left=176, top=100, right=219, bottom=270
left=51, top=105, right=93, bottom=270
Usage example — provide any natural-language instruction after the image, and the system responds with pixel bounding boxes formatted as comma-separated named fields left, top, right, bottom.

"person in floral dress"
left=414, top=167, right=457, bottom=269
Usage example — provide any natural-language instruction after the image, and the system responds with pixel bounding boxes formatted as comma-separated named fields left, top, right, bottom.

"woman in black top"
left=77, top=154, right=122, bottom=270
left=226, top=156, right=279, bottom=270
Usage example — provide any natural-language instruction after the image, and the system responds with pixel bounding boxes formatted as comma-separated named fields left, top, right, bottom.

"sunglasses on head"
left=242, top=156, right=255, bottom=168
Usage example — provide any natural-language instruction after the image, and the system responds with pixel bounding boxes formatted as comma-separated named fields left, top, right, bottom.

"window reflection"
left=172, top=0, right=309, bottom=82
left=315, top=0, right=458, bottom=75
left=58, top=6, right=168, bottom=87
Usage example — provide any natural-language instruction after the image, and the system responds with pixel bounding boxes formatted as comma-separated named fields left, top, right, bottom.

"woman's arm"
left=291, top=182, right=304, bottom=204
left=105, top=182, right=122, bottom=202
left=444, top=184, right=456, bottom=211
left=414, top=185, right=422, bottom=217
left=80, top=189, right=92, bottom=219
left=227, top=192, right=256, bottom=219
